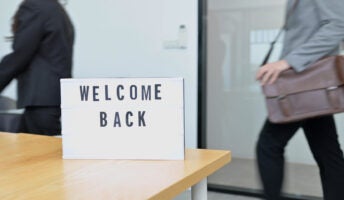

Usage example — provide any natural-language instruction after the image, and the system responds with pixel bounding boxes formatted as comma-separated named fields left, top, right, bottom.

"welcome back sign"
left=60, top=78, right=184, bottom=160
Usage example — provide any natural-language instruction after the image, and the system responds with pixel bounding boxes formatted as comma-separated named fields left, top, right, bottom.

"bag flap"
left=263, top=56, right=344, bottom=98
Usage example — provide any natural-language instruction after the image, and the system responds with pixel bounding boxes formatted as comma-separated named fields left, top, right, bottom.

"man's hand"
left=256, top=60, right=291, bottom=85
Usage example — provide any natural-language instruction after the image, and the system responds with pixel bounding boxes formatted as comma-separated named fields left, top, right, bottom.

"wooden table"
left=0, top=132, right=231, bottom=200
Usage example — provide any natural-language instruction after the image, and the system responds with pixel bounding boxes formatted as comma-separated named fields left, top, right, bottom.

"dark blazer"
left=0, top=0, right=74, bottom=108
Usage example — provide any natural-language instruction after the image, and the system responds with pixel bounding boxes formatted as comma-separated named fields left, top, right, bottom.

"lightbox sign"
left=60, top=78, right=184, bottom=160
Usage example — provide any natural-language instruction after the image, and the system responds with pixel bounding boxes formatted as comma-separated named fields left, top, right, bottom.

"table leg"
left=191, top=178, right=207, bottom=200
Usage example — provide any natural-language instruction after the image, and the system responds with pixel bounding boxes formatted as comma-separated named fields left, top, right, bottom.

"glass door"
left=204, top=0, right=344, bottom=198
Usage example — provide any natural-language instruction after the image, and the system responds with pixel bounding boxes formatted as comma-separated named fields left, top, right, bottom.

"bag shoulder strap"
left=261, top=0, right=299, bottom=66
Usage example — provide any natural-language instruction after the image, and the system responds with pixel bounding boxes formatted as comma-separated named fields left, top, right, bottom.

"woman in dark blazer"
left=0, top=0, right=74, bottom=135
left=256, top=0, right=344, bottom=199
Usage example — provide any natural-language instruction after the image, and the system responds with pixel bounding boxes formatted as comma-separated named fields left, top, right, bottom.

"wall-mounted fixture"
left=163, top=24, right=188, bottom=49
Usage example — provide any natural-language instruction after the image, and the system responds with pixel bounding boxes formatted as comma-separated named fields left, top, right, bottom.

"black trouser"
left=256, top=115, right=344, bottom=200
left=20, top=106, right=61, bottom=136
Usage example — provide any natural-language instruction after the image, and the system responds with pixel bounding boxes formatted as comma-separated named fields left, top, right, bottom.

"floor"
left=208, top=192, right=260, bottom=200
left=208, top=157, right=322, bottom=197
left=175, top=157, right=323, bottom=200
left=174, top=191, right=260, bottom=200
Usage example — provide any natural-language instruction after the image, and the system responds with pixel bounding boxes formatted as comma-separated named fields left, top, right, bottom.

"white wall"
left=0, top=0, right=199, bottom=148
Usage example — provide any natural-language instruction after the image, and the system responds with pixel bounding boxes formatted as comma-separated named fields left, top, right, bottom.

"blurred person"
left=255, top=0, right=344, bottom=199
left=0, top=0, right=74, bottom=136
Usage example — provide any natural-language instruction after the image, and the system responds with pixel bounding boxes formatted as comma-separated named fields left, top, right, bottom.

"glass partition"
left=205, top=0, right=344, bottom=198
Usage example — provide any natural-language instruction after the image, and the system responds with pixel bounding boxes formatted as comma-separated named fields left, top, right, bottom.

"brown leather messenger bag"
left=262, top=56, right=344, bottom=123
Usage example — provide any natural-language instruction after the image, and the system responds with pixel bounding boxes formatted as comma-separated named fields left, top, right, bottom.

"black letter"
left=155, top=84, right=162, bottom=100
left=114, top=112, right=121, bottom=127
left=117, top=85, right=124, bottom=100
left=142, top=85, right=151, bottom=100
left=93, top=86, right=99, bottom=101
left=105, top=85, right=111, bottom=100
left=138, top=111, right=146, bottom=127
left=130, top=85, right=137, bottom=100
left=100, top=112, right=107, bottom=127
left=126, top=111, right=133, bottom=127
left=80, top=86, right=89, bottom=101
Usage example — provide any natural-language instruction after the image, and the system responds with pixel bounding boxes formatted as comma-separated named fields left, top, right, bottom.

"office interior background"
left=1, top=0, right=344, bottom=199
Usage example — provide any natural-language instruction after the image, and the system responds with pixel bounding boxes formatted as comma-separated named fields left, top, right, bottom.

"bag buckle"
left=327, top=86, right=338, bottom=91
left=277, top=95, right=286, bottom=100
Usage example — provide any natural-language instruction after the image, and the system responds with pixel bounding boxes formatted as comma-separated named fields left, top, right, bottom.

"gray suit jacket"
left=281, top=0, right=344, bottom=72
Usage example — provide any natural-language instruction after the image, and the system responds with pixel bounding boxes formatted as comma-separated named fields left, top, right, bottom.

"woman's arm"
left=0, top=1, right=44, bottom=92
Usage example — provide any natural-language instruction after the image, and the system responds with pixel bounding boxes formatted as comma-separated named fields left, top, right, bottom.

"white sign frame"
left=61, top=78, right=185, bottom=160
